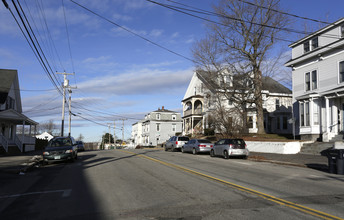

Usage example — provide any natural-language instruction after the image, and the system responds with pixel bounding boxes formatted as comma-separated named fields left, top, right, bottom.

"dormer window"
left=303, top=42, right=310, bottom=53
left=303, top=37, right=318, bottom=53
left=156, top=113, right=161, bottom=120
left=311, top=37, right=318, bottom=50
left=172, top=114, right=176, bottom=120
left=341, top=24, right=344, bottom=38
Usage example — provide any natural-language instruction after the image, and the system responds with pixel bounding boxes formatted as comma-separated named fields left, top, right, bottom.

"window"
left=305, top=72, right=310, bottom=91
left=311, top=37, right=318, bottom=50
left=156, top=114, right=160, bottom=120
left=305, top=70, right=317, bottom=91
left=5, top=96, right=15, bottom=110
left=304, top=37, right=318, bottom=53
left=341, top=24, right=344, bottom=38
left=247, top=116, right=253, bottom=129
left=304, top=41, right=310, bottom=53
left=283, top=117, right=288, bottom=130
left=172, top=124, right=176, bottom=132
left=276, top=117, right=280, bottom=129
left=275, top=99, right=280, bottom=110
left=340, top=61, right=344, bottom=83
left=156, top=123, right=160, bottom=132
left=312, top=70, right=317, bottom=90
left=305, top=102, right=310, bottom=126
left=172, top=114, right=176, bottom=120
left=300, top=103, right=305, bottom=126
left=313, top=99, right=319, bottom=125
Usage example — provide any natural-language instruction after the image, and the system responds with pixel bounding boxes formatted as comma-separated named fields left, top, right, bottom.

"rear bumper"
left=228, top=149, right=249, bottom=156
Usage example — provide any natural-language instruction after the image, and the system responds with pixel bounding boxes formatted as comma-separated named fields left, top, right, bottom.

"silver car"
left=182, top=139, right=213, bottom=154
left=210, top=139, right=249, bottom=159
left=165, top=136, right=189, bottom=152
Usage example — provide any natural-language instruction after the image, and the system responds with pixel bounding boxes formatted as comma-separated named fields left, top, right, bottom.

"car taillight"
left=229, top=144, right=233, bottom=149
left=210, top=145, right=213, bottom=148
left=198, top=145, right=206, bottom=147
left=43, top=152, right=49, bottom=155
left=176, top=141, right=178, bottom=145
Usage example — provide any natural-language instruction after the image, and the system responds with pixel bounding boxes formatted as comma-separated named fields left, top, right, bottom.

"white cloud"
left=77, top=68, right=193, bottom=96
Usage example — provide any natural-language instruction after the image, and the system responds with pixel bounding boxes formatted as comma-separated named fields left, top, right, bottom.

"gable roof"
left=0, top=69, right=17, bottom=104
left=196, top=70, right=291, bottom=94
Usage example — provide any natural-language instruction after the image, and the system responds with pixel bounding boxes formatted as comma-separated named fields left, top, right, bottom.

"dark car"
left=76, top=141, right=85, bottom=151
left=43, top=136, right=78, bottom=164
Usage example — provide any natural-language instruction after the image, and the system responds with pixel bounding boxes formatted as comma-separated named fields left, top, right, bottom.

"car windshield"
left=198, top=140, right=211, bottom=143
left=178, top=137, right=189, bottom=141
left=48, top=138, right=73, bottom=147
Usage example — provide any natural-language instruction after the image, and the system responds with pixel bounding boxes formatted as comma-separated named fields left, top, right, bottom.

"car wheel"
left=164, top=146, right=168, bottom=151
left=210, top=149, right=215, bottom=157
left=171, top=146, right=175, bottom=152
left=242, top=156, right=247, bottom=160
left=224, top=150, right=229, bottom=159
left=181, top=147, right=185, bottom=153
left=192, top=148, right=197, bottom=155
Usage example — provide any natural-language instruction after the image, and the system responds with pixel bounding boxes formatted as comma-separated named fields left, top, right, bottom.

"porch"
left=0, top=109, right=38, bottom=153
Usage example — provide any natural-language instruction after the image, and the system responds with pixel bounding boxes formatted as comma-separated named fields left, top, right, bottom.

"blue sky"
left=0, top=0, right=343, bottom=142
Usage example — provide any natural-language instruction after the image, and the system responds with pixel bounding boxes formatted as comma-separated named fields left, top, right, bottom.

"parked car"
left=165, top=136, right=190, bottom=152
left=43, top=136, right=78, bottom=164
left=182, top=139, right=213, bottom=154
left=210, top=139, right=249, bottom=159
left=76, top=141, right=85, bottom=151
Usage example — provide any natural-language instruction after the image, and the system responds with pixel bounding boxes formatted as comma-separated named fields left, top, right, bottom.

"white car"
left=165, top=136, right=189, bottom=152
left=210, top=139, right=249, bottom=159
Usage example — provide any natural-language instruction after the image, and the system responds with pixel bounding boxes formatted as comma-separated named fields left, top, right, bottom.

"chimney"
left=162, top=106, right=164, bottom=110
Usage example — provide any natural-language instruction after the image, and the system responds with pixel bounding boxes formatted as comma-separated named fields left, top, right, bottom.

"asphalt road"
left=0, top=149, right=343, bottom=220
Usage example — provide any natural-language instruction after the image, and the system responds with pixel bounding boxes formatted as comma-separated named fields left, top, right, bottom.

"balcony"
left=183, top=108, right=203, bottom=117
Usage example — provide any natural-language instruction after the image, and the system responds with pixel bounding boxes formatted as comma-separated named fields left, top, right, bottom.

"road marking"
left=0, top=189, right=72, bottom=199
left=120, top=150, right=343, bottom=220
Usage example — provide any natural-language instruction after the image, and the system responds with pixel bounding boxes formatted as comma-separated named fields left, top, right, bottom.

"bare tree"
left=37, top=119, right=58, bottom=134
left=192, top=0, right=290, bottom=134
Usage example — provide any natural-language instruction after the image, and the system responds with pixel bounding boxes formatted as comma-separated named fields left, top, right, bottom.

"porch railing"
left=14, top=135, right=23, bottom=152
left=0, top=134, right=8, bottom=152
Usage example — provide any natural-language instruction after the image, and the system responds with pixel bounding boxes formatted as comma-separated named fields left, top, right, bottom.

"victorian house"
left=182, top=70, right=293, bottom=136
left=285, top=18, right=344, bottom=142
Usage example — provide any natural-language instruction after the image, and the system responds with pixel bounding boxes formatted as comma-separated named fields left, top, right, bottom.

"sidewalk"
left=249, top=152, right=328, bottom=172
left=0, top=150, right=330, bottom=174
left=0, top=151, right=43, bottom=174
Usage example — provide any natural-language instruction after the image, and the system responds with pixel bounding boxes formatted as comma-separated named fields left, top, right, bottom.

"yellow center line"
left=119, top=150, right=343, bottom=220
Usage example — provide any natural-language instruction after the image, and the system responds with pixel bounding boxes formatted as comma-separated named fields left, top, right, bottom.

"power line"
left=236, top=0, right=330, bottom=25
left=62, top=0, right=75, bottom=73
left=4, top=0, right=63, bottom=95
left=69, top=0, right=195, bottom=63
left=146, top=0, right=340, bottom=41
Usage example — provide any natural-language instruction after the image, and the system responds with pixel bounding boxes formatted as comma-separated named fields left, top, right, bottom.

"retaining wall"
left=246, top=141, right=301, bottom=154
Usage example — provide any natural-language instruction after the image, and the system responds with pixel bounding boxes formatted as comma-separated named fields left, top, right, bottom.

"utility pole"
left=108, top=124, right=111, bottom=145
left=114, top=121, right=116, bottom=146
left=122, top=118, right=126, bottom=146
left=57, top=72, right=75, bottom=137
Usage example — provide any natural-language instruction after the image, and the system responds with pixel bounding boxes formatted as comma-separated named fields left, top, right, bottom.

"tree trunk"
left=255, top=70, right=265, bottom=134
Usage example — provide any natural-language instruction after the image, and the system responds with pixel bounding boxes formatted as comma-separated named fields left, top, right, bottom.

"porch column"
left=325, top=97, right=330, bottom=133
left=22, top=120, right=25, bottom=152
left=191, top=116, right=194, bottom=135
left=29, top=125, right=32, bottom=136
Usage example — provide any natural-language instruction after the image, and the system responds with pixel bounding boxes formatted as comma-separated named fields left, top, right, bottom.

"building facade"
left=131, top=106, right=183, bottom=146
left=285, top=18, right=344, bottom=141
left=0, top=69, right=38, bottom=152
left=182, top=70, right=293, bottom=136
